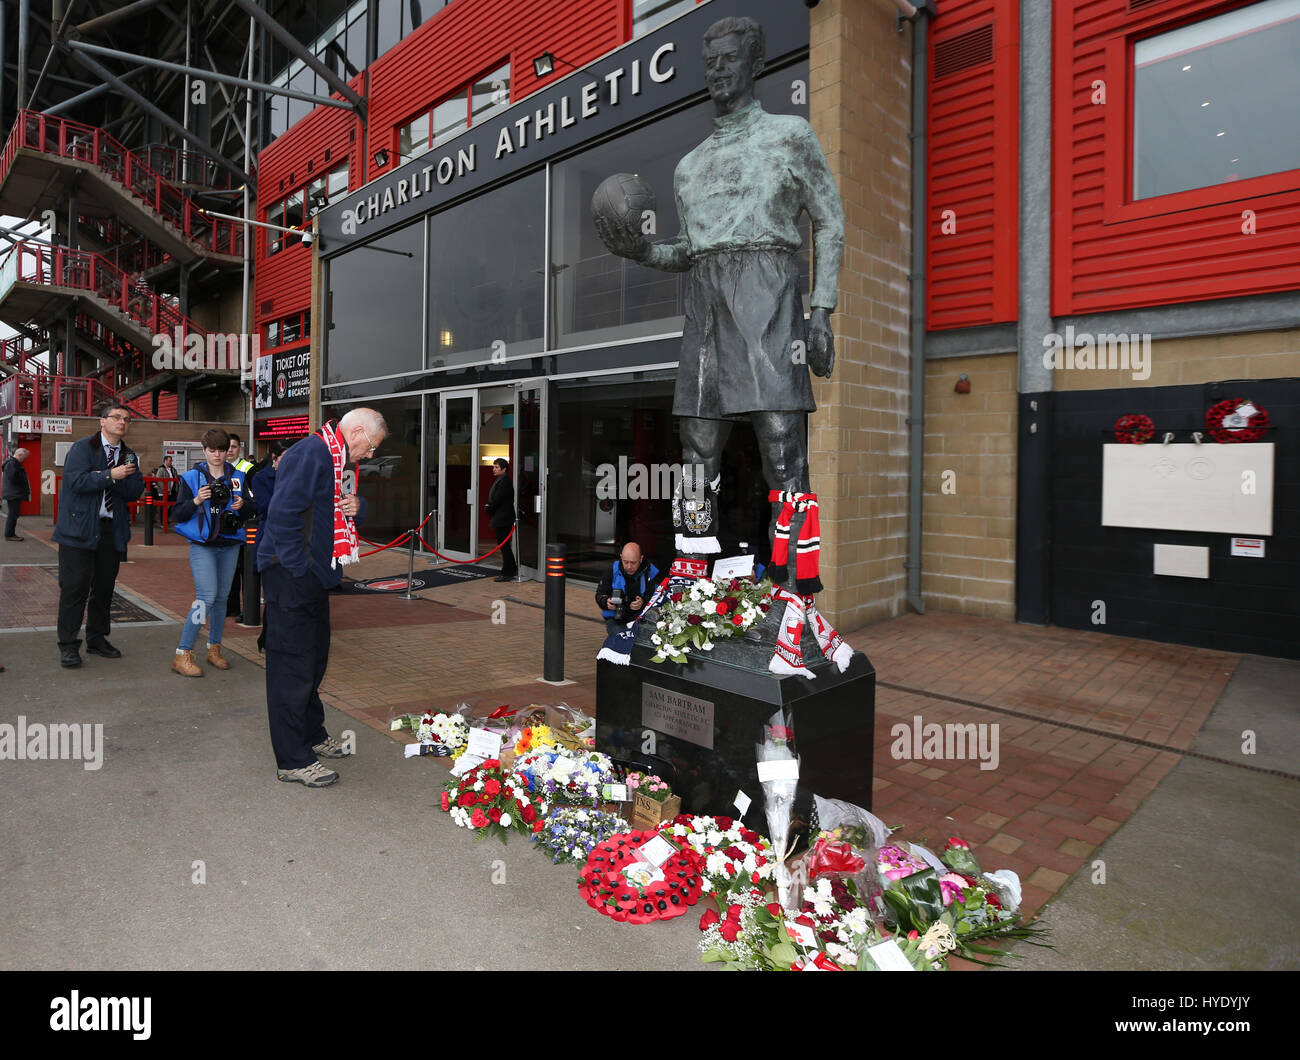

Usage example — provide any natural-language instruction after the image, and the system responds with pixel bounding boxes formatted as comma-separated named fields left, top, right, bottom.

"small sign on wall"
left=1230, top=537, right=1265, bottom=558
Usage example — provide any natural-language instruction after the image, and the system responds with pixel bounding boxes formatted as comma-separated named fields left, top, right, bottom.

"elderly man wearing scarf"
left=256, top=408, right=388, bottom=787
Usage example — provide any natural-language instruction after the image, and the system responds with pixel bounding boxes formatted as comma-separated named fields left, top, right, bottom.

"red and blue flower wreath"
left=578, top=830, right=706, bottom=924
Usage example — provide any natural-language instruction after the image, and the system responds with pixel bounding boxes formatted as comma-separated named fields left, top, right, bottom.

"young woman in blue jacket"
left=169, top=428, right=251, bottom=676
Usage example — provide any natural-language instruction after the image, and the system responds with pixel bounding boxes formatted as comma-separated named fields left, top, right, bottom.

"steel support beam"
left=42, top=59, right=154, bottom=116
left=59, top=40, right=256, bottom=192
left=65, top=38, right=357, bottom=113
left=228, top=0, right=365, bottom=116
left=75, top=0, right=169, bottom=36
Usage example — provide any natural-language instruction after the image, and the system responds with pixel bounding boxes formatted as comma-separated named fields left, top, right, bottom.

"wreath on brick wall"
left=1205, top=399, right=1270, bottom=444
left=1113, top=413, right=1155, bottom=444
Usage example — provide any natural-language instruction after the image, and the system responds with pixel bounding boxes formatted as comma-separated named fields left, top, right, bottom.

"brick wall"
left=809, top=0, right=914, bottom=632
left=1053, top=328, right=1300, bottom=391
left=921, top=352, right=1017, bottom=618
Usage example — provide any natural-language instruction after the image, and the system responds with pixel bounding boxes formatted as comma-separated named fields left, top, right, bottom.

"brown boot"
left=171, top=650, right=203, bottom=677
left=206, top=644, right=231, bottom=670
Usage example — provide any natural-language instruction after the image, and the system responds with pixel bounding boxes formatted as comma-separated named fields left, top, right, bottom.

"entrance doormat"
left=335, top=565, right=500, bottom=594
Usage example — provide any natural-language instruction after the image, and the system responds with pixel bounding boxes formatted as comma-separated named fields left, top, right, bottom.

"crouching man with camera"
left=169, top=428, right=251, bottom=677
left=595, top=541, right=659, bottom=636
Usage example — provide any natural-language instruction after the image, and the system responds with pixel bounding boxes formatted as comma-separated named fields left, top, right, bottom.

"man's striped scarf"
left=317, top=419, right=359, bottom=568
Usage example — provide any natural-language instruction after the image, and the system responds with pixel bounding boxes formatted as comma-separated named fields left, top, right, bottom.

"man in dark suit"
left=485, top=457, right=517, bottom=582
left=52, top=402, right=145, bottom=668
left=3, top=446, right=31, bottom=541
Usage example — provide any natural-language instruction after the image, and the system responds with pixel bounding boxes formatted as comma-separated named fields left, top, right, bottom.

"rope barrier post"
left=544, top=543, right=566, bottom=683
left=240, top=524, right=260, bottom=626
left=142, top=494, right=154, bottom=546
left=399, top=527, right=418, bottom=601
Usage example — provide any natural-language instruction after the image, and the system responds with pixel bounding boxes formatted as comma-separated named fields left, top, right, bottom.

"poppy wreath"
left=1113, top=413, right=1155, bottom=444
left=1205, top=398, right=1270, bottom=444
left=578, top=830, right=706, bottom=923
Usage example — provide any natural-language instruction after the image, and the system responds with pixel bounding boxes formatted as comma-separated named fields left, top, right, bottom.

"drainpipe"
left=904, top=2, right=935, bottom=614
left=242, top=13, right=255, bottom=451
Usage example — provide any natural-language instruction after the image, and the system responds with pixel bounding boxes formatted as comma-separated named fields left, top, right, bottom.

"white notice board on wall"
left=1101, top=443, right=1273, bottom=536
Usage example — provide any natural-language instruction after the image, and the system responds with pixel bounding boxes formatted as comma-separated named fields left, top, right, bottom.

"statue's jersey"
left=659, top=101, right=844, bottom=311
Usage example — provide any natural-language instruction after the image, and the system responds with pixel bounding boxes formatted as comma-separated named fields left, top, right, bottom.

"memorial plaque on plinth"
left=596, top=615, right=875, bottom=843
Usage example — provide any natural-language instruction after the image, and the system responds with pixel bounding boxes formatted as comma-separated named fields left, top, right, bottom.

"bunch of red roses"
left=440, top=759, right=549, bottom=845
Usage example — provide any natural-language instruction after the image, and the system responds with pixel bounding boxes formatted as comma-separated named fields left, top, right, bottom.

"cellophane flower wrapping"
left=546, top=702, right=597, bottom=748
left=756, top=709, right=800, bottom=911
left=791, top=794, right=891, bottom=910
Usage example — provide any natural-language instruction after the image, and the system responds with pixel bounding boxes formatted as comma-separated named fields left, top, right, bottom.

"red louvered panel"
left=1053, top=0, right=1300, bottom=315
left=926, top=0, right=1018, bottom=331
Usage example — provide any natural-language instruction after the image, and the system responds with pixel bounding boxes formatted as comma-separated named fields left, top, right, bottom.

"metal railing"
left=0, top=110, right=244, bottom=257
left=1, top=373, right=132, bottom=418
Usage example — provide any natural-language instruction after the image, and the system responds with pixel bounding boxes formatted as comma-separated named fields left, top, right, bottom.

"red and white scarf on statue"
left=317, top=419, right=359, bottom=568
left=769, top=586, right=853, bottom=678
left=768, top=491, right=824, bottom=595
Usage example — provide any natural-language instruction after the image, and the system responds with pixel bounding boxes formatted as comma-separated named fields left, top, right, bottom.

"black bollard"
left=240, top=524, right=261, bottom=626
left=543, top=543, right=566, bottom=682
left=142, top=495, right=154, bottom=545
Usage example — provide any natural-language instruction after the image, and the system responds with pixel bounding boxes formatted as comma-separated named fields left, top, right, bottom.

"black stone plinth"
left=596, top=631, right=875, bottom=842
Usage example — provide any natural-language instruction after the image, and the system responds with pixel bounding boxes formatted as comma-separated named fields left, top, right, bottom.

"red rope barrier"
left=355, top=509, right=435, bottom=550
left=415, top=525, right=515, bottom=565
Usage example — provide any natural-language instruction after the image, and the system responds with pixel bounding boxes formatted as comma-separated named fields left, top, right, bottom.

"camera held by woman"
left=169, top=428, right=251, bottom=677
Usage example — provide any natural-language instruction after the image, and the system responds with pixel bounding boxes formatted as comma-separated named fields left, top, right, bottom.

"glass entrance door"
left=514, top=382, right=546, bottom=579
left=439, top=390, right=478, bottom=561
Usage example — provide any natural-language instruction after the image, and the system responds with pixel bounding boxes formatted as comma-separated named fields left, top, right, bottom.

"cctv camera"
left=300, top=231, right=314, bottom=247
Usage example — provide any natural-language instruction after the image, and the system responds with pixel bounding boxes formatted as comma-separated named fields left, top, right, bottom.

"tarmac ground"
left=1, top=526, right=1296, bottom=971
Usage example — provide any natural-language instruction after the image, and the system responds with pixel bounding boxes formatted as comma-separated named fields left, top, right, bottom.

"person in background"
left=169, top=428, right=251, bottom=677
left=251, top=439, right=292, bottom=519
left=486, top=457, right=517, bottom=582
left=595, top=541, right=659, bottom=635
left=52, top=402, right=144, bottom=668
left=3, top=446, right=31, bottom=541
left=226, top=432, right=255, bottom=618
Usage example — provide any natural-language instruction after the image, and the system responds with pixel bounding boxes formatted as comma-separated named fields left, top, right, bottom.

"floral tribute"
left=648, top=576, right=772, bottom=664
left=577, top=831, right=706, bottom=923
left=532, top=807, right=629, bottom=865
left=415, top=711, right=469, bottom=756
left=876, top=835, right=1049, bottom=965
left=439, top=759, right=548, bottom=844
left=1205, top=398, right=1270, bottom=443
left=514, top=747, right=615, bottom=806
left=657, top=814, right=776, bottom=896
left=1113, top=413, right=1155, bottom=444
left=513, top=724, right=559, bottom=757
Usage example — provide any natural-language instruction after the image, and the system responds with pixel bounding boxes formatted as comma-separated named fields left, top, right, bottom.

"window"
left=266, top=320, right=279, bottom=347
left=633, top=0, right=696, bottom=38
left=266, top=201, right=284, bottom=255
left=1133, top=0, right=1300, bottom=200
left=326, top=221, right=426, bottom=384
left=326, top=162, right=350, bottom=199
left=397, top=62, right=510, bottom=165
left=283, top=189, right=305, bottom=234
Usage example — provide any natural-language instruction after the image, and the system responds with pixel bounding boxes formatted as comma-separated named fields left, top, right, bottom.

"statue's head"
left=702, top=17, right=765, bottom=109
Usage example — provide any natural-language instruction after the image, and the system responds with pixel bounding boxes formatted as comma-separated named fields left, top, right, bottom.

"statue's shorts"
left=674, top=247, right=816, bottom=420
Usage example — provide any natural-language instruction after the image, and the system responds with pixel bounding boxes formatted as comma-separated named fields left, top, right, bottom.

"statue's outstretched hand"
left=807, top=308, right=835, bottom=378
left=593, top=214, right=650, bottom=263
